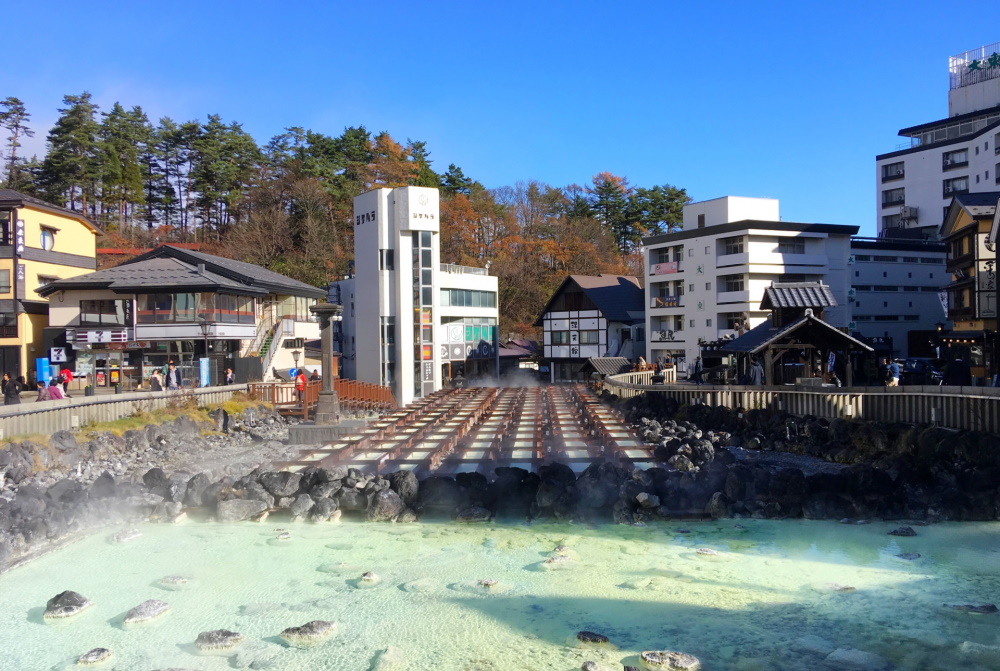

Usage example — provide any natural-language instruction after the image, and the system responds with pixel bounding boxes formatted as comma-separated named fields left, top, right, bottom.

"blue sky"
left=4, top=1, right=999, bottom=236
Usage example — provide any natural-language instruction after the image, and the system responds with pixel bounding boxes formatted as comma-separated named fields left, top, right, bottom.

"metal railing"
left=440, top=263, right=488, bottom=276
left=602, top=372, right=1000, bottom=434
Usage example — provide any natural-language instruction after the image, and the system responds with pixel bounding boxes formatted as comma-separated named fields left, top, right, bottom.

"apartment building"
left=643, top=197, right=856, bottom=369
left=875, top=41, right=1000, bottom=239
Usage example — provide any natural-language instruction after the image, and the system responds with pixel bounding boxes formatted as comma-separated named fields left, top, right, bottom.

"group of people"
left=2, top=369, right=74, bottom=405
left=148, top=361, right=236, bottom=391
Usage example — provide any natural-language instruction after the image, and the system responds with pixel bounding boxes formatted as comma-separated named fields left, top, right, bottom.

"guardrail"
left=602, top=373, right=1000, bottom=433
left=0, top=384, right=248, bottom=439
left=247, top=379, right=397, bottom=419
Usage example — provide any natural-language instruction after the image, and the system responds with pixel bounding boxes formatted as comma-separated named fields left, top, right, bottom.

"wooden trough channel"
left=276, top=385, right=654, bottom=476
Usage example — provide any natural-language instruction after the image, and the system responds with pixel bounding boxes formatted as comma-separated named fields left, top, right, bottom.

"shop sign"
left=15, top=220, right=24, bottom=254
left=422, top=361, right=433, bottom=381
left=126, top=341, right=151, bottom=349
left=968, top=52, right=1000, bottom=71
left=651, top=262, right=678, bottom=275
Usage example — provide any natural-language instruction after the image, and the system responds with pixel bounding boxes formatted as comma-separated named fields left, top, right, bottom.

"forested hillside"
left=0, top=94, right=690, bottom=334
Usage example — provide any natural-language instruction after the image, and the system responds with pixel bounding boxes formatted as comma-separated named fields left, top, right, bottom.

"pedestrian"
left=295, top=368, right=307, bottom=403
left=309, top=369, right=320, bottom=382
left=165, top=363, right=181, bottom=390
left=149, top=369, right=163, bottom=392
left=2, top=372, right=21, bottom=405
left=692, top=357, right=703, bottom=385
left=47, top=380, right=65, bottom=400
left=748, top=357, right=764, bottom=385
left=881, top=357, right=900, bottom=387
left=35, top=380, right=50, bottom=402
left=162, top=359, right=175, bottom=376
left=59, top=367, right=73, bottom=397
left=224, top=367, right=235, bottom=385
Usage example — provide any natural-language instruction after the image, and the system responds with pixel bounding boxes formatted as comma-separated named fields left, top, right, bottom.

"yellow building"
left=0, top=189, right=99, bottom=381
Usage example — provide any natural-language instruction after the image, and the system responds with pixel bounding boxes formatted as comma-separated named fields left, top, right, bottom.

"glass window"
left=40, top=227, right=55, bottom=250
left=722, top=236, right=744, bottom=255
left=239, top=296, right=255, bottom=324
left=472, top=291, right=481, bottom=308
left=881, top=162, right=904, bottom=180
left=420, top=231, right=432, bottom=248
left=173, top=293, right=195, bottom=321
left=421, top=287, right=432, bottom=306
left=0, top=269, right=9, bottom=293
left=440, top=290, right=450, bottom=306
left=80, top=300, right=131, bottom=326
left=579, top=331, right=599, bottom=344
left=723, top=274, right=745, bottom=292
left=777, top=239, right=806, bottom=254
left=551, top=330, right=570, bottom=345
left=882, top=188, right=905, bottom=206
left=421, top=249, right=431, bottom=268
left=153, top=294, right=173, bottom=323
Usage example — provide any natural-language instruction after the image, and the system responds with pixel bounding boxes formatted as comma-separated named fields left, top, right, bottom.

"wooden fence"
left=0, top=385, right=246, bottom=439
left=603, top=372, right=1000, bottom=434
left=246, top=379, right=396, bottom=419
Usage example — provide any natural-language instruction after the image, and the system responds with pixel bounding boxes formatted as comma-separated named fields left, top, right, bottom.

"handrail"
left=601, top=373, right=1000, bottom=434
left=244, top=303, right=278, bottom=357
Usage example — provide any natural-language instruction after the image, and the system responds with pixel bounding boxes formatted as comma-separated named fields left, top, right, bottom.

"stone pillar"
left=309, top=303, right=342, bottom=425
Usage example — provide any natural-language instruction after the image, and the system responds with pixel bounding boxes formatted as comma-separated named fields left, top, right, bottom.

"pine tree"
left=0, top=97, right=34, bottom=190
left=39, top=92, right=101, bottom=212
left=99, top=103, right=147, bottom=232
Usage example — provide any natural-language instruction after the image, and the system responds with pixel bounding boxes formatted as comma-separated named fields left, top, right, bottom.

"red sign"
left=651, top=262, right=678, bottom=275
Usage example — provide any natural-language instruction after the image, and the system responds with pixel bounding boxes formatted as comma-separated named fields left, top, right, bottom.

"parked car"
left=898, top=358, right=944, bottom=385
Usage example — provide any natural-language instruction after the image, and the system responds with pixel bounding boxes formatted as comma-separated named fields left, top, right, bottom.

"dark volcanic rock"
left=260, top=471, right=302, bottom=497
left=216, top=499, right=267, bottom=523
left=44, top=590, right=92, bottom=619
left=367, top=489, right=405, bottom=522
left=888, top=526, right=917, bottom=537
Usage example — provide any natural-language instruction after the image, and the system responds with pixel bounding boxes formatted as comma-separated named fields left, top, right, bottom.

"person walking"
left=35, top=380, right=50, bottom=402
left=748, top=357, right=764, bottom=385
left=59, top=368, right=73, bottom=397
left=224, top=367, right=235, bottom=385
left=165, top=363, right=181, bottom=390
left=2, top=372, right=21, bottom=405
left=692, top=357, right=703, bottom=385
left=295, top=368, right=307, bottom=404
left=309, top=369, right=320, bottom=382
left=881, top=358, right=900, bottom=387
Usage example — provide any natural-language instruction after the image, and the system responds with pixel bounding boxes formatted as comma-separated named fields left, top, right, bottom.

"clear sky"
left=4, top=1, right=999, bottom=236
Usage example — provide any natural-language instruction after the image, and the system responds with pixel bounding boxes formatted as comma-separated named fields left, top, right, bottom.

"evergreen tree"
left=633, top=184, right=689, bottom=236
left=441, top=163, right=476, bottom=195
left=406, top=139, right=439, bottom=187
left=0, top=97, right=34, bottom=190
left=39, top=92, right=101, bottom=212
left=99, top=103, right=147, bottom=231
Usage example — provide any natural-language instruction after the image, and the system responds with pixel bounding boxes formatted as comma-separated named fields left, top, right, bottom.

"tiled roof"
left=722, top=315, right=872, bottom=354
left=759, top=282, right=838, bottom=310
left=954, top=191, right=1000, bottom=217
left=535, top=274, right=644, bottom=325
left=36, top=256, right=265, bottom=297
left=126, top=245, right=326, bottom=298
left=586, top=357, right=634, bottom=376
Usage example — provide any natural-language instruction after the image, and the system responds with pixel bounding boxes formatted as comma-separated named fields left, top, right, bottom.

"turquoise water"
left=1, top=519, right=999, bottom=670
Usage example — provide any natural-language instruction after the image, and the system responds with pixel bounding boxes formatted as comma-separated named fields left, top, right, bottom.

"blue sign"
left=199, top=358, right=211, bottom=387
left=35, top=358, right=50, bottom=386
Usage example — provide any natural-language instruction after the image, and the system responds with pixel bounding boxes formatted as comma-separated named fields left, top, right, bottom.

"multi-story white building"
left=848, top=238, right=948, bottom=357
left=875, top=41, right=1000, bottom=239
left=643, top=197, right=856, bottom=369
left=330, top=186, right=498, bottom=406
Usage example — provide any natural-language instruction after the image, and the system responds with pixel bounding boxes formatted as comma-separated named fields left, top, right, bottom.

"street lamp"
left=292, top=349, right=301, bottom=370
left=198, top=319, right=211, bottom=386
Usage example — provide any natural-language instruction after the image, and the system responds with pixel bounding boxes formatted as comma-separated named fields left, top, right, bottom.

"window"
left=722, top=313, right=744, bottom=330
left=943, top=176, right=969, bottom=197
left=441, top=289, right=497, bottom=308
left=40, top=227, right=56, bottom=250
left=721, top=274, right=745, bottom=292
left=722, top=236, right=744, bottom=255
left=80, top=299, right=131, bottom=326
left=882, top=188, right=905, bottom=207
left=697, top=214, right=705, bottom=228
left=688, top=283, right=694, bottom=292
left=704, top=246, right=710, bottom=255
left=942, top=148, right=968, bottom=169
left=137, top=293, right=254, bottom=324
left=651, top=248, right=671, bottom=264
left=873, top=255, right=897, bottom=262
left=0, top=270, right=8, bottom=293
left=705, top=282, right=711, bottom=290
left=776, top=239, right=806, bottom=254
left=579, top=331, right=599, bottom=345
left=379, top=249, right=394, bottom=270
left=551, top=330, right=570, bottom=345
left=689, top=319, right=695, bottom=327
left=881, top=162, right=904, bottom=181
left=882, top=213, right=901, bottom=229
left=854, top=255, right=871, bottom=261
left=706, top=319, right=712, bottom=327
left=687, top=248, right=693, bottom=257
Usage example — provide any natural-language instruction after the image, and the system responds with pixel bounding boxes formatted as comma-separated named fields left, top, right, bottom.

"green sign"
left=968, top=52, right=1000, bottom=71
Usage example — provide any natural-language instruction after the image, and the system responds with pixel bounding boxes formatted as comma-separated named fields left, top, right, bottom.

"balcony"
left=717, top=252, right=749, bottom=267
left=881, top=170, right=905, bottom=183
left=0, top=325, right=16, bottom=338
left=440, top=263, right=488, bottom=276
left=948, top=306, right=974, bottom=321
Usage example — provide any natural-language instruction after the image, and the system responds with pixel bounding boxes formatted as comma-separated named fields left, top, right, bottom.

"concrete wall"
left=682, top=196, right=780, bottom=230
left=0, top=384, right=245, bottom=438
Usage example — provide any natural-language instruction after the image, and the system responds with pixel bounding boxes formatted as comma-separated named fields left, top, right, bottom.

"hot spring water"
left=1, top=519, right=998, bottom=670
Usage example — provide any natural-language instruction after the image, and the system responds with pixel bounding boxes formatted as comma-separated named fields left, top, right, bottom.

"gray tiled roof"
left=132, top=246, right=326, bottom=298
left=586, top=357, right=634, bottom=376
left=36, top=256, right=266, bottom=297
left=954, top=191, right=1000, bottom=217
left=722, top=315, right=872, bottom=354
left=759, top=282, right=838, bottom=310
left=535, top=274, right=644, bottom=326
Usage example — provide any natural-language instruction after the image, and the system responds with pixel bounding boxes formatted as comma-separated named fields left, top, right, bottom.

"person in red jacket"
left=295, top=369, right=307, bottom=404
left=59, top=368, right=73, bottom=397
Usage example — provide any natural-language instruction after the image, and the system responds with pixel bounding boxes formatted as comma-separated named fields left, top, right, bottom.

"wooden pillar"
left=764, top=349, right=773, bottom=386
left=845, top=348, right=854, bottom=387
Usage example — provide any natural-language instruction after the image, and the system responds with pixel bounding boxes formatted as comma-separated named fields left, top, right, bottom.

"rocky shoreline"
left=2, top=393, right=999, bottom=571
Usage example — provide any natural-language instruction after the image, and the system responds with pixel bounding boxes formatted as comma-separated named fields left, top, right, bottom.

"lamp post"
left=292, top=349, right=301, bottom=370
left=198, top=319, right=211, bottom=386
